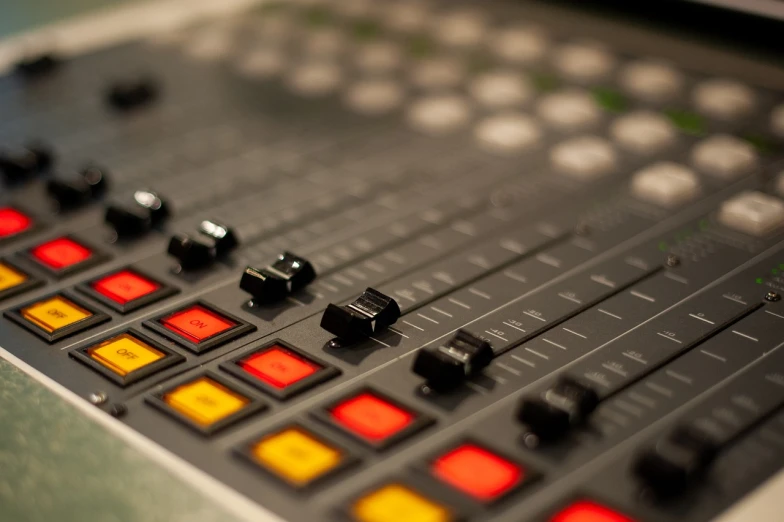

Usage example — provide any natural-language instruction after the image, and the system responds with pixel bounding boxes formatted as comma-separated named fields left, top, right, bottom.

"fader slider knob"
left=320, top=287, right=401, bottom=344
left=517, top=375, right=599, bottom=442
left=240, top=252, right=316, bottom=304
left=412, top=329, right=494, bottom=392
left=105, top=189, right=170, bottom=237
left=199, top=220, right=239, bottom=257
left=107, top=77, right=159, bottom=111
left=167, top=234, right=216, bottom=270
left=47, top=165, right=110, bottom=210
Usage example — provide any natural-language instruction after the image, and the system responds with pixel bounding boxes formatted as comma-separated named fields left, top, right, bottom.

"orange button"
left=432, top=443, right=523, bottom=502
left=240, top=345, right=321, bottom=389
left=92, top=269, right=161, bottom=304
left=31, top=237, right=92, bottom=270
left=550, top=500, right=637, bottom=522
left=0, top=207, right=32, bottom=238
left=160, top=304, right=236, bottom=343
left=331, top=392, right=415, bottom=442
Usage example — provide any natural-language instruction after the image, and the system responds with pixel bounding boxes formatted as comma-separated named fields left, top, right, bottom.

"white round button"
left=474, top=113, right=542, bottom=154
left=693, top=79, right=756, bottom=120
left=301, top=28, right=347, bottom=57
left=537, top=89, right=601, bottom=131
left=619, top=61, right=682, bottom=102
left=384, top=2, right=430, bottom=32
left=551, top=136, right=617, bottom=180
left=235, top=47, right=285, bottom=79
left=489, top=26, right=549, bottom=63
left=253, top=14, right=297, bottom=43
left=410, top=57, right=466, bottom=89
left=610, top=111, right=676, bottom=154
left=435, top=10, right=486, bottom=47
left=183, top=29, right=234, bottom=61
left=407, top=94, right=472, bottom=135
left=718, top=191, right=784, bottom=236
left=344, top=80, right=404, bottom=115
left=469, top=71, right=532, bottom=108
left=286, top=62, right=343, bottom=97
left=771, top=105, right=784, bottom=137
left=354, top=41, right=403, bottom=73
left=631, top=162, right=699, bottom=207
left=691, top=134, right=758, bottom=180
left=553, top=43, right=615, bottom=82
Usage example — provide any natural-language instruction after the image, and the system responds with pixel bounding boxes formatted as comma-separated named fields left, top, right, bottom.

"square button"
left=314, top=389, right=433, bottom=450
left=0, top=260, right=41, bottom=301
left=146, top=373, right=266, bottom=435
left=144, top=302, right=256, bottom=354
left=431, top=442, right=533, bottom=503
left=27, top=236, right=105, bottom=277
left=71, top=331, right=184, bottom=386
left=5, top=293, right=110, bottom=342
left=237, top=425, right=356, bottom=489
left=222, top=342, right=340, bottom=399
left=349, top=483, right=455, bottom=522
left=549, top=500, right=637, bottom=522
left=79, top=268, right=177, bottom=313
left=0, top=207, right=34, bottom=240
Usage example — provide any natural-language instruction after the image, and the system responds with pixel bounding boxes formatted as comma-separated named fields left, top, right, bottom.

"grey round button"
left=183, top=28, right=234, bottom=61
left=551, top=136, right=617, bottom=180
left=693, top=79, right=756, bottom=120
left=553, top=43, right=615, bottom=82
left=489, top=26, right=549, bottom=63
left=610, top=111, right=676, bottom=154
left=235, top=47, right=286, bottom=79
left=619, top=61, right=682, bottom=102
left=354, top=41, right=403, bottom=73
left=344, top=79, right=405, bottom=115
left=435, top=10, right=486, bottom=47
left=631, top=162, right=699, bottom=207
left=410, top=57, right=466, bottom=89
left=691, top=134, right=758, bottom=180
left=474, top=113, right=542, bottom=153
left=771, top=104, right=784, bottom=137
left=407, top=94, right=472, bottom=135
left=718, top=191, right=784, bottom=236
left=286, top=62, right=343, bottom=97
left=537, top=88, right=601, bottom=131
left=469, top=71, right=532, bottom=108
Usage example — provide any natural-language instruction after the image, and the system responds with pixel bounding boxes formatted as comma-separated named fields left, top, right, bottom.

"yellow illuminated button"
left=164, top=377, right=249, bottom=426
left=88, top=333, right=165, bottom=376
left=352, top=484, right=453, bottom=522
left=0, top=262, right=27, bottom=292
left=252, top=427, right=343, bottom=486
left=21, top=295, right=92, bottom=333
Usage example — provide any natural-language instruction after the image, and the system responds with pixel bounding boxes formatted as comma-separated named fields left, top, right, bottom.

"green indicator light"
left=658, top=241, right=669, bottom=252
left=592, top=87, right=628, bottom=113
left=665, top=110, right=706, bottom=136
left=531, top=73, right=560, bottom=92
left=756, top=277, right=764, bottom=284
left=407, top=35, right=434, bottom=58
left=303, top=7, right=331, bottom=26
left=352, top=20, right=380, bottom=40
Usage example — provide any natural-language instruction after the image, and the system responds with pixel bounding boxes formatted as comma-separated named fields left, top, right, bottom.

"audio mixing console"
left=1, top=1, right=784, bottom=521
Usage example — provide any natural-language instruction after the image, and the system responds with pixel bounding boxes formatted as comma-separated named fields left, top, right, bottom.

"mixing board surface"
left=1, top=1, right=784, bottom=521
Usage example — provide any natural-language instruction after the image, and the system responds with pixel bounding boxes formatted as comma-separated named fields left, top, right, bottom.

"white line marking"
left=369, top=337, right=391, bottom=348
left=562, top=328, right=587, bottom=339
left=448, top=298, right=471, bottom=309
left=598, top=409, right=628, bottom=425
left=664, top=272, right=689, bottom=284
left=666, top=370, right=693, bottom=385
left=525, top=347, right=549, bottom=360
left=732, top=330, right=759, bottom=342
left=394, top=291, right=416, bottom=302
left=285, top=296, right=306, bottom=307
left=602, top=363, right=627, bottom=377
left=468, top=287, right=491, bottom=299
left=387, top=327, right=409, bottom=339
left=502, top=322, right=526, bottom=332
left=320, top=282, right=339, bottom=293
left=723, top=294, right=747, bottom=305
left=542, top=338, right=567, bottom=350
left=765, top=310, right=784, bottom=320
left=598, top=308, right=622, bottom=320
left=622, top=352, right=648, bottom=365
left=402, top=320, right=424, bottom=331
left=645, top=382, right=674, bottom=397
left=511, top=355, right=536, bottom=367
left=465, top=382, right=489, bottom=394
left=701, top=349, right=727, bottom=362
left=503, top=271, right=528, bottom=283
left=656, top=332, right=682, bottom=344
left=615, top=400, right=643, bottom=417
left=628, top=392, right=656, bottom=408
left=523, top=311, right=546, bottom=322
left=584, top=373, right=611, bottom=388
left=630, top=290, right=656, bottom=302
left=485, top=330, right=508, bottom=342
left=417, top=313, right=439, bottom=324
left=488, top=374, right=508, bottom=385
left=430, top=307, right=452, bottom=318
left=689, top=313, right=714, bottom=324
left=590, top=274, right=616, bottom=288
left=496, top=363, right=521, bottom=376
left=332, top=274, right=354, bottom=286
left=558, top=293, right=582, bottom=304
left=537, top=254, right=561, bottom=267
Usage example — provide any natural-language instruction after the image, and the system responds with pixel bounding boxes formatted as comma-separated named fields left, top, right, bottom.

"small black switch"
left=15, top=53, right=60, bottom=78
left=198, top=220, right=239, bottom=257
left=106, top=77, right=159, bottom=111
left=240, top=252, right=316, bottom=304
left=517, top=375, right=599, bottom=442
left=0, top=143, right=54, bottom=183
left=633, top=423, right=721, bottom=497
left=47, top=165, right=109, bottom=210
left=105, top=189, right=169, bottom=237
left=320, top=288, right=401, bottom=344
left=412, top=329, right=494, bottom=392
left=167, top=234, right=216, bottom=270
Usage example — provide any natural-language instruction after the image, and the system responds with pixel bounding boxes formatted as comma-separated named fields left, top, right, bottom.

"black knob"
left=633, top=423, right=720, bottom=497
left=106, top=77, right=158, bottom=111
left=15, top=53, right=60, bottom=78
left=81, top=165, right=109, bottom=197
left=320, top=288, right=400, bottom=344
left=517, top=376, right=599, bottom=442
left=240, top=252, right=316, bottom=304
left=0, top=143, right=54, bottom=183
left=198, top=220, right=239, bottom=257
left=47, top=166, right=110, bottom=210
left=412, top=330, right=494, bottom=392
left=105, top=189, right=169, bottom=237
left=167, top=234, right=216, bottom=270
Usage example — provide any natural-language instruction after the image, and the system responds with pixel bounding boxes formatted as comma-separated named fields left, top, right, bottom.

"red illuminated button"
left=160, top=304, right=237, bottom=344
left=432, top=443, right=524, bottom=502
left=31, top=237, right=92, bottom=270
left=92, top=270, right=161, bottom=304
left=240, top=346, right=321, bottom=389
left=550, top=500, right=637, bottom=522
left=331, top=392, right=415, bottom=442
left=0, top=208, right=32, bottom=238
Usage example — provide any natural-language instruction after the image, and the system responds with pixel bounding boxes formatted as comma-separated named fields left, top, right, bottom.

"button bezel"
left=4, top=292, right=110, bottom=343
left=145, top=371, right=267, bottom=435
left=0, top=206, right=41, bottom=246
left=77, top=267, right=179, bottom=313
left=23, top=235, right=108, bottom=278
left=339, top=479, right=461, bottom=522
left=70, top=329, right=185, bottom=386
left=220, top=339, right=341, bottom=400
left=234, top=422, right=359, bottom=490
left=0, top=258, right=43, bottom=302
left=143, top=301, right=256, bottom=354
